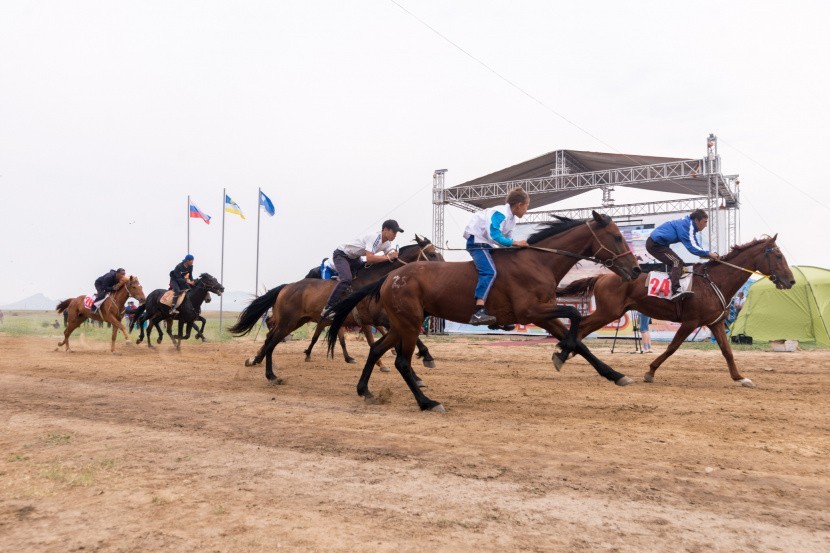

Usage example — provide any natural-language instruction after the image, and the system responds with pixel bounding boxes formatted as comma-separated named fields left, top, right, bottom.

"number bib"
left=646, top=271, right=692, bottom=299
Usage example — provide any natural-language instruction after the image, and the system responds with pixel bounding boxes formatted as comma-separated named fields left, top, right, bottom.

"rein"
left=438, top=222, right=635, bottom=269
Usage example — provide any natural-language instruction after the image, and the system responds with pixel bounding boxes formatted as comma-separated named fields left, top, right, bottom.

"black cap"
left=382, top=219, right=404, bottom=233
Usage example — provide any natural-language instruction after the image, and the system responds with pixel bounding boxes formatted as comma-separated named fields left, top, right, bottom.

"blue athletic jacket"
left=650, top=215, right=709, bottom=257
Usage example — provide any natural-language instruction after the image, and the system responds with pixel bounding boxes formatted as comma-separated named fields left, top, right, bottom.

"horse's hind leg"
left=337, top=328, right=356, bottom=364
left=362, top=325, right=389, bottom=372
left=357, top=331, right=396, bottom=400
left=57, top=312, right=81, bottom=352
left=645, top=321, right=697, bottom=382
left=393, top=333, right=444, bottom=412
left=304, top=322, right=326, bottom=362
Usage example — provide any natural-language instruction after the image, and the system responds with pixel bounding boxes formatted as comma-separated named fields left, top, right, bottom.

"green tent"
left=731, top=266, right=830, bottom=346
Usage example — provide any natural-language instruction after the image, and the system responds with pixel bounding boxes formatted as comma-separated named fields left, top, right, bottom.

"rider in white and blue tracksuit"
left=646, top=209, right=719, bottom=301
left=463, top=188, right=530, bottom=326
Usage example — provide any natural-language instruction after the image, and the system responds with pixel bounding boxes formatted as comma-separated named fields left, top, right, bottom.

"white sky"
left=2, top=0, right=828, bottom=304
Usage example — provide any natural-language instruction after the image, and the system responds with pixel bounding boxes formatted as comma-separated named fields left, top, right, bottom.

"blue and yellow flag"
left=225, top=195, right=245, bottom=219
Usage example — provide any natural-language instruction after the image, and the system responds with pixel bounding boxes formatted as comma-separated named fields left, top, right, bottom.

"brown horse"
left=228, top=236, right=443, bottom=383
left=326, top=212, right=642, bottom=412
left=555, top=235, right=795, bottom=386
left=55, top=275, right=146, bottom=354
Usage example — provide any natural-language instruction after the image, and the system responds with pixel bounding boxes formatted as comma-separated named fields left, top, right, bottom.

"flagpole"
left=187, top=195, right=191, bottom=253
left=256, top=188, right=261, bottom=295
left=219, top=188, right=226, bottom=338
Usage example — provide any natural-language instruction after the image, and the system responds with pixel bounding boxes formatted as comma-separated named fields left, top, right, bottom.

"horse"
left=228, top=235, right=443, bottom=383
left=55, top=275, right=146, bottom=354
left=325, top=211, right=642, bottom=412
left=132, top=273, right=224, bottom=350
left=554, top=235, right=795, bottom=387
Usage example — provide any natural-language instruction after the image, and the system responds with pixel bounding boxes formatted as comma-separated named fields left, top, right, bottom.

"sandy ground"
left=1, top=332, right=829, bottom=552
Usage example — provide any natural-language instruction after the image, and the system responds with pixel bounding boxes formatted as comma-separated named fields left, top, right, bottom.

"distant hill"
left=1, top=293, right=58, bottom=311
left=201, top=290, right=255, bottom=312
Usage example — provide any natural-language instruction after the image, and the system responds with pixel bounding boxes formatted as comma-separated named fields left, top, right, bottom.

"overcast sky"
left=1, top=0, right=828, bottom=305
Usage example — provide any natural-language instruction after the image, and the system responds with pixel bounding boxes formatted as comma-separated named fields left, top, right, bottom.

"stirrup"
left=669, top=290, right=693, bottom=302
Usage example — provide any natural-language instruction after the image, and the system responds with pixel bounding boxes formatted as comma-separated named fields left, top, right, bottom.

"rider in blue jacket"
left=646, top=209, right=719, bottom=301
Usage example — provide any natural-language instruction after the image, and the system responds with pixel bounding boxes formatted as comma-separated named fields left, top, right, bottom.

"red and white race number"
left=648, top=276, right=672, bottom=298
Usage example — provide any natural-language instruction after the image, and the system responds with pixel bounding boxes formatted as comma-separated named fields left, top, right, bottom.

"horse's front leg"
left=709, top=322, right=753, bottom=387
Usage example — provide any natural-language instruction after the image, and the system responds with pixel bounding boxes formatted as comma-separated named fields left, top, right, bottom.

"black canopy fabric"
left=449, top=150, right=712, bottom=209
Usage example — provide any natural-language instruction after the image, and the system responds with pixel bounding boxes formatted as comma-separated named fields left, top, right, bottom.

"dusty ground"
left=1, top=332, right=829, bottom=552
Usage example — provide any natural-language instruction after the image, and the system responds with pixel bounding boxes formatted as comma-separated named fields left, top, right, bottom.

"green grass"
left=0, top=310, right=316, bottom=343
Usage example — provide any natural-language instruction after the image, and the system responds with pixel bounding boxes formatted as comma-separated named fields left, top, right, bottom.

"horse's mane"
left=527, top=217, right=587, bottom=245
left=358, top=241, right=430, bottom=277
left=710, top=235, right=775, bottom=264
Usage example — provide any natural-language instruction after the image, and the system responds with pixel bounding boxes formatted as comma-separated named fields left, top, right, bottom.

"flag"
left=189, top=202, right=211, bottom=224
left=225, top=195, right=245, bottom=219
left=259, top=190, right=275, bottom=217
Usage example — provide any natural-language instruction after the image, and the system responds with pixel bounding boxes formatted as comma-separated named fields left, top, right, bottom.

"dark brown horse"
left=326, top=212, right=642, bottom=412
left=228, top=236, right=443, bottom=383
left=55, top=275, right=146, bottom=354
left=554, top=235, right=795, bottom=386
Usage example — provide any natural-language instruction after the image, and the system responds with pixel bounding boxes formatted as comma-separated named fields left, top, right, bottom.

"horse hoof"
left=267, top=377, right=284, bottom=386
left=737, top=378, right=755, bottom=388
left=379, top=366, right=390, bottom=373
left=304, top=357, right=312, bottom=363
left=363, top=394, right=380, bottom=405
left=423, top=359, right=436, bottom=369
left=112, top=351, right=122, bottom=356
left=552, top=355, right=565, bottom=372
left=416, top=380, right=426, bottom=388
left=428, top=403, right=446, bottom=413
left=643, top=373, right=654, bottom=383
left=244, top=357, right=257, bottom=367
left=615, top=376, right=634, bottom=386
left=346, top=358, right=357, bottom=365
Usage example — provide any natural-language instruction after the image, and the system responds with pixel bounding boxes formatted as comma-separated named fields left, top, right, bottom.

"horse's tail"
left=228, top=284, right=286, bottom=336
left=325, top=276, right=387, bottom=357
left=556, top=276, right=602, bottom=297
left=129, top=304, right=146, bottom=332
left=56, top=299, right=72, bottom=313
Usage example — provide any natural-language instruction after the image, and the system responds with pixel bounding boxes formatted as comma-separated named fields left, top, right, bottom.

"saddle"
left=160, top=290, right=189, bottom=308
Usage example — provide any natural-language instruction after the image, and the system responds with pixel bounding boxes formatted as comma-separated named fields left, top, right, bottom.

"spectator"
left=638, top=312, right=653, bottom=353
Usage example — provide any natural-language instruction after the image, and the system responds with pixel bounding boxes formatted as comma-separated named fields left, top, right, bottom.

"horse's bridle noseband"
left=584, top=222, right=637, bottom=271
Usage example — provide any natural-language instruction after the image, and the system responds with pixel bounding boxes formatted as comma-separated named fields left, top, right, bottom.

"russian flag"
left=189, top=202, right=211, bottom=224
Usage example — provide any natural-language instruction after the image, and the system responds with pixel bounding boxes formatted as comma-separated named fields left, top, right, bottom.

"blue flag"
left=259, top=190, right=275, bottom=217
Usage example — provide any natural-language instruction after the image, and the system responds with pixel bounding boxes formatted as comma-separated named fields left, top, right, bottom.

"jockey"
left=169, top=254, right=195, bottom=315
left=463, top=187, right=530, bottom=326
left=321, top=219, right=403, bottom=320
left=646, top=209, right=720, bottom=302
left=92, top=268, right=126, bottom=312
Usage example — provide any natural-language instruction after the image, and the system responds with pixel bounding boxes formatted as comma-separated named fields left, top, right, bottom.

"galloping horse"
left=326, top=212, right=642, bottom=412
left=55, top=275, right=146, bottom=354
left=555, top=235, right=795, bottom=386
left=229, top=235, right=443, bottom=383
left=132, top=273, right=224, bottom=350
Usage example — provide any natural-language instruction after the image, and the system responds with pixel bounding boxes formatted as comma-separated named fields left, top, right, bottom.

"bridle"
left=389, top=243, right=437, bottom=266
left=583, top=221, right=638, bottom=270
left=711, top=245, right=780, bottom=283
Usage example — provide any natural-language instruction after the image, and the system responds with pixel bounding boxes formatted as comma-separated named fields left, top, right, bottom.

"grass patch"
left=41, top=463, right=96, bottom=487
left=213, top=504, right=227, bottom=515
left=8, top=453, right=29, bottom=462
left=45, top=432, right=72, bottom=446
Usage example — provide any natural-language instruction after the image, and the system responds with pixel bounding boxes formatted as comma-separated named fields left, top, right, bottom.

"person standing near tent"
left=463, top=187, right=530, bottom=326
left=646, top=209, right=719, bottom=302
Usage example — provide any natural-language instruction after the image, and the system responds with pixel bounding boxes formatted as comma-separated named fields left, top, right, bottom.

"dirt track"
left=1, top=333, right=829, bottom=552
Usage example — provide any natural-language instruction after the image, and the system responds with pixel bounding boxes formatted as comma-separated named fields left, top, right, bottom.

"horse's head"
left=196, top=273, right=225, bottom=296
left=584, top=211, right=641, bottom=281
left=126, top=276, right=146, bottom=304
left=413, top=234, right=444, bottom=262
left=758, top=235, right=795, bottom=290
